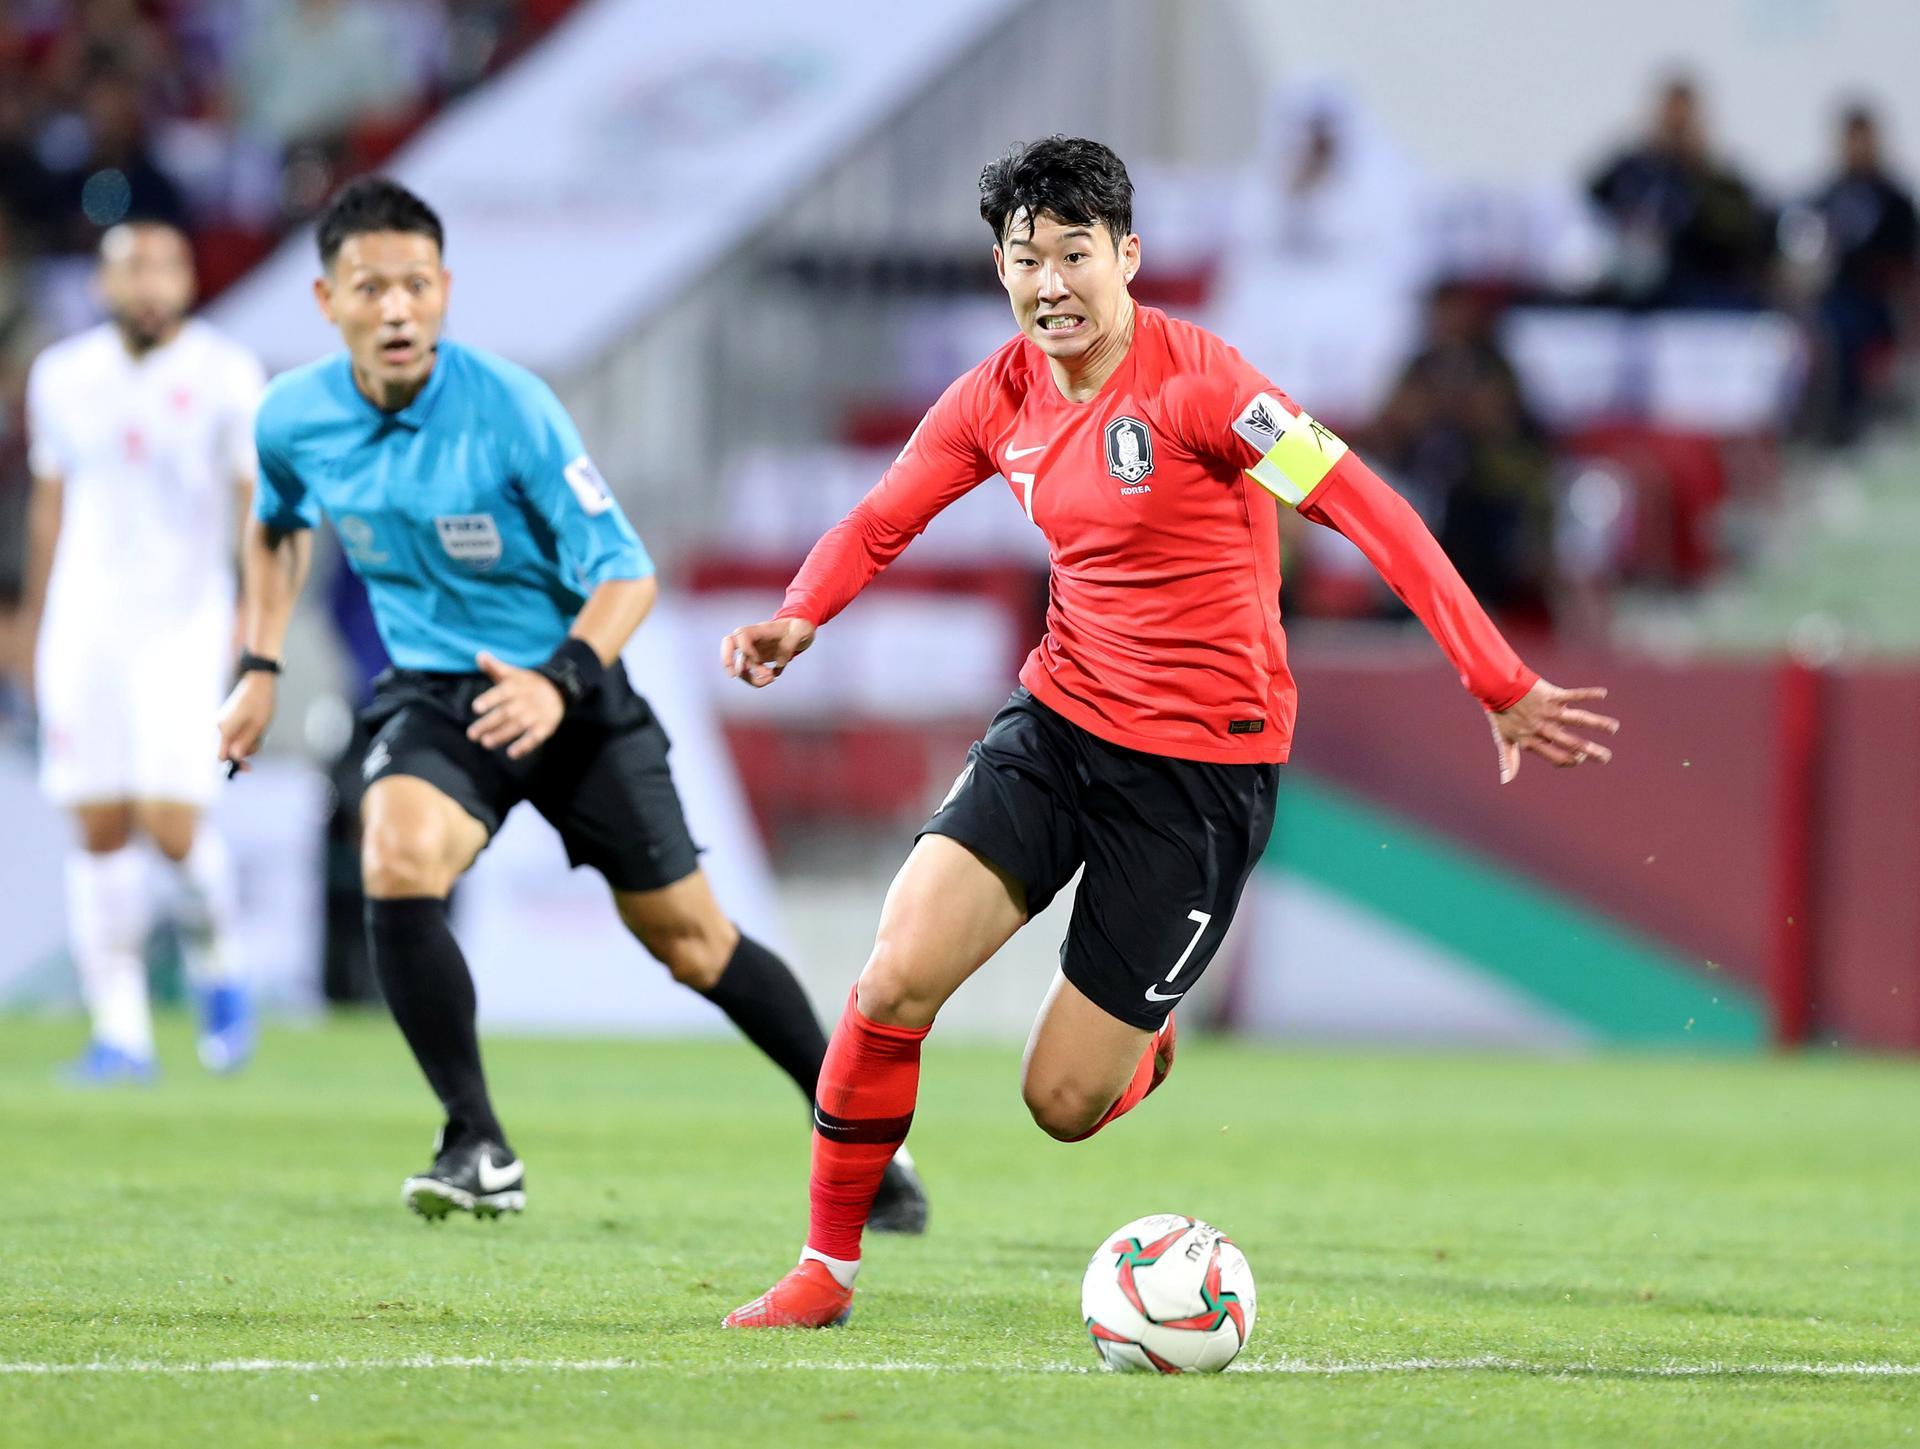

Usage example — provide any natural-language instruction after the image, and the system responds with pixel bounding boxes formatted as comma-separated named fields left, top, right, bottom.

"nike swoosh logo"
left=476, top=1151, right=520, bottom=1193
left=1144, top=984, right=1186, bottom=1002
left=1006, top=443, right=1047, bottom=459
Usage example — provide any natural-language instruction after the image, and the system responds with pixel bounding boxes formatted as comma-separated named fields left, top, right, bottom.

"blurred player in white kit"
left=23, top=220, right=265, bottom=1083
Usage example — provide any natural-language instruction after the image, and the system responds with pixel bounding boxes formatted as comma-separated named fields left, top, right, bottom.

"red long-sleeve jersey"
left=776, top=306, right=1536, bottom=765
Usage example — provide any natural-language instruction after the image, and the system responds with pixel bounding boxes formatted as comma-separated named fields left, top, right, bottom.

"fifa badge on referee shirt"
left=435, top=513, right=504, bottom=569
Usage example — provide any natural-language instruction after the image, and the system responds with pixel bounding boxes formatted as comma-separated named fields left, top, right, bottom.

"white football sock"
left=171, top=826, right=239, bottom=986
left=66, top=846, right=155, bottom=1057
left=800, top=1247, right=860, bottom=1289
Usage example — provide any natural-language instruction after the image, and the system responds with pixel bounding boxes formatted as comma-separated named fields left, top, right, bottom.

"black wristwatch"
left=237, top=651, right=283, bottom=676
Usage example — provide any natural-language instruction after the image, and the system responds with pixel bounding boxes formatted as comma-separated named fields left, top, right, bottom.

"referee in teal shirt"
left=217, top=178, right=926, bottom=1230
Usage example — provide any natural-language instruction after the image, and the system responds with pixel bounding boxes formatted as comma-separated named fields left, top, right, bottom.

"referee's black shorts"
left=358, top=660, right=700, bottom=894
left=920, top=687, right=1279, bottom=1031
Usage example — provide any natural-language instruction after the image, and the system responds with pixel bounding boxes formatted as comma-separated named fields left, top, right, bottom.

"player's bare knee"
left=643, top=921, right=732, bottom=990
left=148, top=826, right=194, bottom=864
left=855, top=943, right=938, bottom=1029
left=618, top=889, right=736, bottom=988
left=361, top=826, right=452, bottom=898
left=667, top=944, right=728, bottom=990
left=1023, top=1079, right=1105, bottom=1142
left=80, top=822, right=134, bottom=853
left=76, top=808, right=134, bottom=854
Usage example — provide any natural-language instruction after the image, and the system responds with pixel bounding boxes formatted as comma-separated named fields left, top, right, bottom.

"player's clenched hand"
left=216, top=672, right=276, bottom=774
left=721, top=617, right=815, bottom=688
left=470, top=650, right=565, bottom=760
left=1488, top=678, right=1619, bottom=784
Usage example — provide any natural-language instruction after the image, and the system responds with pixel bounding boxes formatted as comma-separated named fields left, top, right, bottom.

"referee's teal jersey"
left=254, top=341, right=652, bottom=672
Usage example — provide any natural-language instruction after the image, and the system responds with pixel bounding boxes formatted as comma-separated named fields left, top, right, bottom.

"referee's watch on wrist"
left=237, top=651, right=282, bottom=677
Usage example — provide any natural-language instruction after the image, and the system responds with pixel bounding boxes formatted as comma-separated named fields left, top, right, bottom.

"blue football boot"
left=60, top=1040, right=157, bottom=1087
left=194, top=982, right=256, bottom=1074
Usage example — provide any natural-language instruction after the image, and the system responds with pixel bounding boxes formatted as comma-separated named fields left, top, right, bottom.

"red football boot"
left=722, top=1259, right=854, bottom=1329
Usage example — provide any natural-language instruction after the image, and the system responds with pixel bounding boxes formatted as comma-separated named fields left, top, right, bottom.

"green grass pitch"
left=1, top=1014, right=1914, bottom=1447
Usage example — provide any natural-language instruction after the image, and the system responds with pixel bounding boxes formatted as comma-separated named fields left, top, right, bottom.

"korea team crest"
left=1104, top=416, right=1154, bottom=484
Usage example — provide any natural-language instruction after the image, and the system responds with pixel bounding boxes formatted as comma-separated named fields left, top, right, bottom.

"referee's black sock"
left=699, top=932, right=829, bottom=1101
left=366, top=896, right=510, bottom=1153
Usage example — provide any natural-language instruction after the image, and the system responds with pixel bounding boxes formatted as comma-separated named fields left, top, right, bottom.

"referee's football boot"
left=403, top=1128, right=525, bottom=1220
left=866, top=1147, right=929, bottom=1235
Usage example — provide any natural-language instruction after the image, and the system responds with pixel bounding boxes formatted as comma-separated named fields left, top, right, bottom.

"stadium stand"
left=0, top=0, right=583, bottom=667
left=1, top=0, right=1917, bottom=1045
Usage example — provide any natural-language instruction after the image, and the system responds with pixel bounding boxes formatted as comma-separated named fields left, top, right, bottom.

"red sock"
left=1062, top=1037, right=1158, bottom=1143
left=806, top=989, right=929, bottom=1262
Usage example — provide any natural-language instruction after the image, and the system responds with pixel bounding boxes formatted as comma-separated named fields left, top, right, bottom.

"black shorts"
left=358, top=660, right=700, bottom=894
left=921, top=687, right=1279, bottom=1030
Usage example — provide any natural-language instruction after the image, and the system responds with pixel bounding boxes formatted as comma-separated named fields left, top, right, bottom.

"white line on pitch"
left=1, top=1356, right=1916, bottom=1379
left=1235, top=1357, right=1920, bottom=1378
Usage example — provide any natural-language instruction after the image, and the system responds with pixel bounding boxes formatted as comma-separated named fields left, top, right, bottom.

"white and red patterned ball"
left=1081, top=1213, right=1256, bottom=1374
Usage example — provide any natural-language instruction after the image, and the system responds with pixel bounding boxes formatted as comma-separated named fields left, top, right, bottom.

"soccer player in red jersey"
left=718, top=137, right=1619, bottom=1328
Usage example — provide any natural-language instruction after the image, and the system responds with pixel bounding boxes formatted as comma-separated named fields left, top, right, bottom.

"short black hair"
left=1659, top=72, right=1698, bottom=104
left=1841, top=100, right=1878, bottom=133
left=316, top=176, right=444, bottom=269
left=979, top=136, right=1133, bottom=247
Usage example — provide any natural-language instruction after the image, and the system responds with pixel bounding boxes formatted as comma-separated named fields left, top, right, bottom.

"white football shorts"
left=36, top=600, right=231, bottom=808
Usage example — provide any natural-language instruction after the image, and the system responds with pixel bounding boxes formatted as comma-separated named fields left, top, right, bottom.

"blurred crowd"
left=1587, top=75, right=1915, bottom=441
left=1, top=11, right=1916, bottom=648
left=0, top=0, right=578, bottom=617
left=0, top=0, right=575, bottom=260
left=1221, top=74, right=1919, bottom=624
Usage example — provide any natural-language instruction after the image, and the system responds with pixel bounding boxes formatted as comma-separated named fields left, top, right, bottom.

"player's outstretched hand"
left=216, top=672, right=276, bottom=775
left=470, top=651, right=565, bottom=760
left=1488, top=678, right=1619, bottom=785
left=720, top=617, right=815, bottom=688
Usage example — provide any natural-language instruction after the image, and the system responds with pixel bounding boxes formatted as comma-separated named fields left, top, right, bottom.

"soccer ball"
left=1080, top=1213, right=1256, bottom=1373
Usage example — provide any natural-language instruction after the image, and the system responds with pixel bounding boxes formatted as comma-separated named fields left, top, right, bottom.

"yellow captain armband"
left=1230, top=393, right=1349, bottom=507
